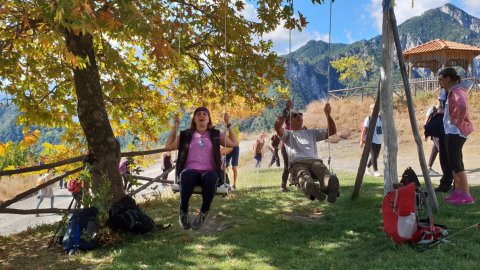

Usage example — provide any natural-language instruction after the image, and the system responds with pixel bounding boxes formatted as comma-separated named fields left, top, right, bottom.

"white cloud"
left=460, top=0, right=480, bottom=17
left=241, top=1, right=328, bottom=55
left=263, top=21, right=329, bottom=55
left=240, top=1, right=258, bottom=21
left=344, top=30, right=354, bottom=43
left=368, top=0, right=450, bottom=33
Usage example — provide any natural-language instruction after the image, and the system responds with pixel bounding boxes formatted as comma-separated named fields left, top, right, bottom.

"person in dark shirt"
left=162, top=151, right=173, bottom=180
left=268, top=134, right=281, bottom=167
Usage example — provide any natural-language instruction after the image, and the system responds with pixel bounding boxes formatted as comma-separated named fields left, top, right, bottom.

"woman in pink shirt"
left=438, top=67, right=474, bottom=205
left=166, top=107, right=238, bottom=230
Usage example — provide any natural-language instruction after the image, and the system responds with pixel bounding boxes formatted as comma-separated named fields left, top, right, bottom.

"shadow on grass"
left=2, top=177, right=480, bottom=270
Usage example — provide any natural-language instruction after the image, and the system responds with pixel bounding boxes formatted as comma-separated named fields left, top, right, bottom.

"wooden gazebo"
left=403, top=39, right=480, bottom=77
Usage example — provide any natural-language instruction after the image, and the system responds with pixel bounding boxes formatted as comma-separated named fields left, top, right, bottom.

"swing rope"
left=223, top=0, right=228, bottom=186
left=174, top=5, right=182, bottom=185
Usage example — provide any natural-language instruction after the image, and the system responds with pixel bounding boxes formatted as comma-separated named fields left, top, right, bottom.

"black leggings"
left=445, top=134, right=467, bottom=173
left=179, top=169, right=218, bottom=213
left=438, top=134, right=453, bottom=187
left=281, top=145, right=289, bottom=188
left=367, top=143, right=381, bottom=171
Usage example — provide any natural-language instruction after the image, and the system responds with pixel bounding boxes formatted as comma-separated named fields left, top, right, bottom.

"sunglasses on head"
left=292, top=112, right=303, bottom=118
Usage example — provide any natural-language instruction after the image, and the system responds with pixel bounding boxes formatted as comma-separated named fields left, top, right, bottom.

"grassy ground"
left=1, top=167, right=480, bottom=270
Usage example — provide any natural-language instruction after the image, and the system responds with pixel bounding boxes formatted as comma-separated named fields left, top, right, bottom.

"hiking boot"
left=435, top=185, right=451, bottom=193
left=179, top=209, right=190, bottom=230
left=327, top=175, right=340, bottom=203
left=305, top=181, right=326, bottom=201
left=191, top=211, right=209, bottom=230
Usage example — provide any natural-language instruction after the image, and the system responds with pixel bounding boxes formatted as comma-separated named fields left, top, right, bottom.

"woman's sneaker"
left=179, top=209, right=190, bottom=230
left=446, top=192, right=474, bottom=205
left=444, top=190, right=461, bottom=202
left=191, top=212, right=209, bottom=230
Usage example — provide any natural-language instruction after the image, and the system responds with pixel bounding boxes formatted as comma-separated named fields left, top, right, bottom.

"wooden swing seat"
left=170, top=183, right=230, bottom=196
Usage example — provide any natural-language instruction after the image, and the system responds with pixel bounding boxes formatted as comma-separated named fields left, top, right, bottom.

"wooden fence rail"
left=0, top=148, right=170, bottom=177
left=328, top=77, right=479, bottom=101
left=0, top=147, right=172, bottom=215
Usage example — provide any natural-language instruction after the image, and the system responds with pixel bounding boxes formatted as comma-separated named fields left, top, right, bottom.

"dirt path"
left=241, top=137, right=480, bottom=185
left=316, top=138, right=480, bottom=185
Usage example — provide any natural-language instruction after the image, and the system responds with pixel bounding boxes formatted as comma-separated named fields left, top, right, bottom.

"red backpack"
left=382, top=182, right=447, bottom=245
left=68, top=178, right=83, bottom=194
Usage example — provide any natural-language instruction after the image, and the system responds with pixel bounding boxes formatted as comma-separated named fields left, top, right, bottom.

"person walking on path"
left=252, top=133, right=266, bottom=168
left=423, top=90, right=454, bottom=193
left=280, top=99, right=292, bottom=192
left=224, top=126, right=240, bottom=191
left=35, top=169, right=55, bottom=217
left=424, top=104, right=441, bottom=176
left=161, top=151, right=173, bottom=180
left=438, top=68, right=474, bottom=205
left=268, top=134, right=281, bottom=167
left=165, top=107, right=238, bottom=230
left=225, top=149, right=240, bottom=191
left=360, top=104, right=383, bottom=177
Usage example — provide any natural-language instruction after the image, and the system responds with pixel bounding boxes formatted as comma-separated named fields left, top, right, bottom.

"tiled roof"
left=403, top=39, right=480, bottom=56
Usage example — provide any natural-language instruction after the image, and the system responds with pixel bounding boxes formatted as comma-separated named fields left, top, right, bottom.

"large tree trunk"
left=380, top=1, right=398, bottom=194
left=64, top=30, right=125, bottom=203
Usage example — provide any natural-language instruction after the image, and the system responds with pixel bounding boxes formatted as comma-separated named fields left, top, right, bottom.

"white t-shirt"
left=281, top=129, right=327, bottom=164
left=363, top=116, right=382, bottom=145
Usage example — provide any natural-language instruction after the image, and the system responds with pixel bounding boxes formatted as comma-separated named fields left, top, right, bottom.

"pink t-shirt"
left=184, top=131, right=224, bottom=172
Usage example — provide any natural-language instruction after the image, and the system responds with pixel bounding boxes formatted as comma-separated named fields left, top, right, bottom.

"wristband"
left=226, top=123, right=232, bottom=128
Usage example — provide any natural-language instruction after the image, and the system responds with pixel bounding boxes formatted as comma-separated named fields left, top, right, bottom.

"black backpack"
left=62, top=207, right=99, bottom=255
left=424, top=107, right=444, bottom=138
left=400, top=167, right=421, bottom=188
left=107, top=196, right=155, bottom=234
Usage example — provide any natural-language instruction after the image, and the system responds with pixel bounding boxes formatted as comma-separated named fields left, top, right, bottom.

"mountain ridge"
left=284, top=3, right=480, bottom=109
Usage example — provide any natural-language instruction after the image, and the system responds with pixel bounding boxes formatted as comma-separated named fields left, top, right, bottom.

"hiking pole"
left=47, top=197, right=75, bottom=250
left=420, top=222, right=480, bottom=252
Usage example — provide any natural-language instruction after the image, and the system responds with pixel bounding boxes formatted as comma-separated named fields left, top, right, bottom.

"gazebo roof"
left=403, top=39, right=480, bottom=57
left=402, top=39, right=480, bottom=74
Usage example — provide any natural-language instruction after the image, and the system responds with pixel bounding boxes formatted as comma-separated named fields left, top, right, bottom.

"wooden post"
left=352, top=84, right=380, bottom=199
left=389, top=7, right=439, bottom=213
left=380, top=0, right=398, bottom=195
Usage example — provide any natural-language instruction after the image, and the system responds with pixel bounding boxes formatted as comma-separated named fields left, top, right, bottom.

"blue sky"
left=253, top=0, right=480, bottom=55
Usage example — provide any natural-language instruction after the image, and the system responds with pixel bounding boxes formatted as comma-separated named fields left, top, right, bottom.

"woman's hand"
left=224, top=112, right=231, bottom=125
left=173, top=114, right=180, bottom=126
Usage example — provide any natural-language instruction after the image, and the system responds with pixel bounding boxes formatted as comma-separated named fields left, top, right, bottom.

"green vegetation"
left=2, top=169, right=480, bottom=269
